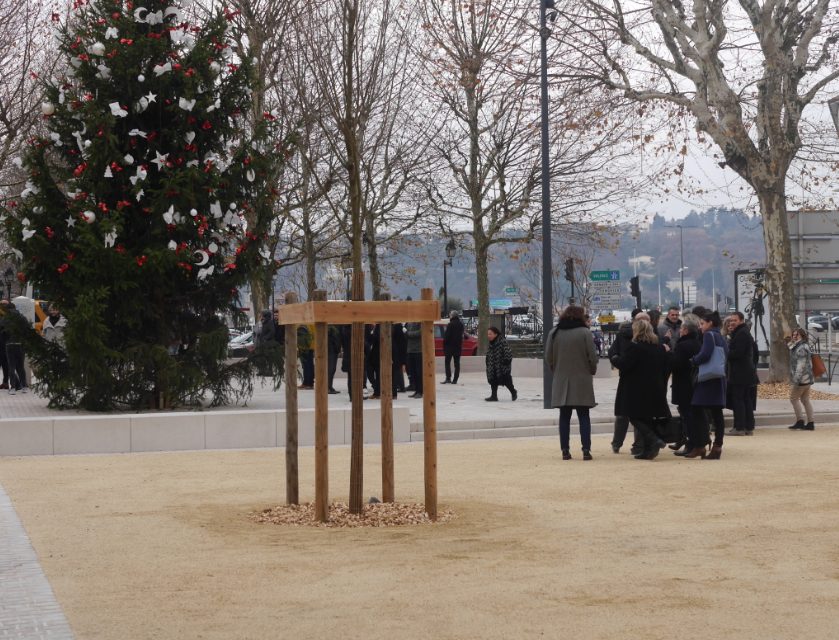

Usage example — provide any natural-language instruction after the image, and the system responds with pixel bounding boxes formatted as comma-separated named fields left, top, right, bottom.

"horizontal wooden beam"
left=275, top=300, right=440, bottom=325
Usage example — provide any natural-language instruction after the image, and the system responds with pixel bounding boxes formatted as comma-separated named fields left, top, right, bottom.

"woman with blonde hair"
left=610, top=319, right=671, bottom=460
left=787, top=328, right=816, bottom=430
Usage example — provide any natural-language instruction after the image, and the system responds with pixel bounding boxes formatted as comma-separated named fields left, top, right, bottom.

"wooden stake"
left=348, top=271, right=365, bottom=514
left=312, top=289, right=329, bottom=522
left=420, top=288, right=438, bottom=520
left=284, top=291, right=299, bottom=505
left=378, top=293, right=394, bottom=503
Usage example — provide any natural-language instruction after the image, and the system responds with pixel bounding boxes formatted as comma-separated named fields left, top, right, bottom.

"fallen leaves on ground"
left=250, top=502, right=455, bottom=528
left=757, top=382, right=839, bottom=400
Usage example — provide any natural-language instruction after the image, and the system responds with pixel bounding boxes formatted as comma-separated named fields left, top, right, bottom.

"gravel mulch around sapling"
left=250, top=501, right=455, bottom=528
left=757, top=381, right=839, bottom=400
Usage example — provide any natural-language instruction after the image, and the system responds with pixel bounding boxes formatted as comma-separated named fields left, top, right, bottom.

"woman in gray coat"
left=546, top=306, right=598, bottom=460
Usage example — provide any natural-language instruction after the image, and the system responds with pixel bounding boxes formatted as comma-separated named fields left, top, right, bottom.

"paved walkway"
left=4, top=369, right=839, bottom=426
left=0, top=485, right=74, bottom=639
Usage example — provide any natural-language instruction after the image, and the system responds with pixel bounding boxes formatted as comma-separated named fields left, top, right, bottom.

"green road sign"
left=590, top=270, right=620, bottom=281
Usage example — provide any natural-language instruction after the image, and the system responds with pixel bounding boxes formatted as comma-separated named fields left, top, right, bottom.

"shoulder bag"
left=697, top=334, right=726, bottom=383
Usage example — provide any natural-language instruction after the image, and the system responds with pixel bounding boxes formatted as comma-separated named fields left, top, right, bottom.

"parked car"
left=227, top=330, right=255, bottom=358
left=808, top=315, right=829, bottom=332
left=433, top=319, right=479, bottom=356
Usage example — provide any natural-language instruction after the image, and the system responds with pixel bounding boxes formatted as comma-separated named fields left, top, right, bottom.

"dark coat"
left=392, top=323, right=407, bottom=366
left=607, top=321, right=633, bottom=362
left=443, top=317, right=465, bottom=356
left=691, top=328, right=728, bottom=407
left=669, top=330, right=701, bottom=406
left=727, top=323, right=759, bottom=386
left=485, top=334, right=513, bottom=384
left=545, top=319, right=598, bottom=408
left=612, top=341, right=671, bottom=419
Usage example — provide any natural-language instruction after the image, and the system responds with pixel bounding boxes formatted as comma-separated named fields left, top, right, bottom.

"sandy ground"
left=2, top=430, right=839, bottom=640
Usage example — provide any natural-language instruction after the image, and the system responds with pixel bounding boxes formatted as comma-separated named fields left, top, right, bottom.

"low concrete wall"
left=0, top=407, right=410, bottom=457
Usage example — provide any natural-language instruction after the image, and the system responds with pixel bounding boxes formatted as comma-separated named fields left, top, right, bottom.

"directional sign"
left=504, top=286, right=519, bottom=295
left=590, top=278, right=622, bottom=309
left=590, top=270, right=621, bottom=282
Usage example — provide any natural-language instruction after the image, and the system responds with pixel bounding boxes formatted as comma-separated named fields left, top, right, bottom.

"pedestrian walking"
left=298, top=324, right=315, bottom=389
left=442, top=311, right=464, bottom=384
left=485, top=327, right=516, bottom=402
left=726, top=311, right=759, bottom=436
left=0, top=300, right=9, bottom=389
left=687, top=311, right=729, bottom=459
left=327, top=324, right=341, bottom=394
left=786, top=328, right=816, bottom=431
left=546, top=306, right=598, bottom=460
left=610, top=319, right=671, bottom=460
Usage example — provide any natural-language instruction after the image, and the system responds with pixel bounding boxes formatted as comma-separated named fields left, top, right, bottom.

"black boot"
left=485, top=395, right=498, bottom=402
left=788, top=420, right=805, bottom=430
left=582, top=449, right=593, bottom=461
left=803, top=422, right=815, bottom=431
left=562, top=449, right=572, bottom=460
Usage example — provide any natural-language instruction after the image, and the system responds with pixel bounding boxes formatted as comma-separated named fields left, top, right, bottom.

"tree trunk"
left=757, top=183, right=795, bottom=382
left=475, top=238, right=490, bottom=354
left=250, top=277, right=270, bottom=321
left=304, top=227, right=317, bottom=298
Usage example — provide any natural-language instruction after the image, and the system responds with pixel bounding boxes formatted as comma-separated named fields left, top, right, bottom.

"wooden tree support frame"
left=276, top=287, right=440, bottom=522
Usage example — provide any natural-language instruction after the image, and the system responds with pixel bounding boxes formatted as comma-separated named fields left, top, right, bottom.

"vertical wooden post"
left=284, top=291, right=299, bottom=505
left=312, top=290, right=329, bottom=522
left=349, top=271, right=365, bottom=514
left=379, top=293, right=394, bottom=503
left=420, top=288, right=438, bottom=520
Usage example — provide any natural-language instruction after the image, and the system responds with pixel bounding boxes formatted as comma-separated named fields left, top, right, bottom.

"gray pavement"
left=3, top=367, right=839, bottom=428
left=0, top=485, right=74, bottom=639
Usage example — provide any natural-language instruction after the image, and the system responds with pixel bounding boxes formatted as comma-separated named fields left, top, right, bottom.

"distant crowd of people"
left=545, top=304, right=818, bottom=461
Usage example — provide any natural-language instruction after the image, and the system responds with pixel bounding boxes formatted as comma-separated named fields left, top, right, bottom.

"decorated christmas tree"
left=1, top=0, right=285, bottom=410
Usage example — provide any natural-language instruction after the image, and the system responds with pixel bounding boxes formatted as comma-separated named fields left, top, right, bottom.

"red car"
left=434, top=320, right=479, bottom=356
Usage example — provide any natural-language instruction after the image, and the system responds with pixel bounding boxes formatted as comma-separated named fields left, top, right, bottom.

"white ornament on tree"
left=89, top=42, right=106, bottom=56
left=81, top=210, right=96, bottom=224
left=41, top=102, right=55, bottom=116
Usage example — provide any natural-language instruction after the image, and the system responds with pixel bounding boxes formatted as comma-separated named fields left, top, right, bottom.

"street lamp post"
left=442, top=238, right=456, bottom=318
left=540, top=0, right=556, bottom=410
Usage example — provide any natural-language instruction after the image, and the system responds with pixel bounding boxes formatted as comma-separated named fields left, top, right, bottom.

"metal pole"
left=540, top=0, right=552, bottom=409
left=443, top=259, right=449, bottom=318
left=679, top=225, right=685, bottom=310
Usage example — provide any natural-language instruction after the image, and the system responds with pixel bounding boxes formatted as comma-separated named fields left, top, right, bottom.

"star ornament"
left=151, top=151, right=169, bottom=170
left=66, top=215, right=76, bottom=227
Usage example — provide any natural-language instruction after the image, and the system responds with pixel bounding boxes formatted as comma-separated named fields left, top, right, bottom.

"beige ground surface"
left=2, top=429, right=839, bottom=640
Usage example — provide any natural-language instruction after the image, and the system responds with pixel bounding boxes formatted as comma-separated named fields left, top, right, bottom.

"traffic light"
left=629, top=276, right=640, bottom=298
left=564, top=258, right=574, bottom=283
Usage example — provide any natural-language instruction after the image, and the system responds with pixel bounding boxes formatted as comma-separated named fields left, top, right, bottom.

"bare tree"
left=417, top=0, right=638, bottom=352
left=567, top=0, right=839, bottom=379
left=0, top=0, right=57, bottom=195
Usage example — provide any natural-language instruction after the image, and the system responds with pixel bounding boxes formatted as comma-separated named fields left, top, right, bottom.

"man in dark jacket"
left=442, top=311, right=465, bottom=384
left=726, top=312, right=759, bottom=435
left=657, top=306, right=682, bottom=350
left=405, top=322, right=423, bottom=397
left=327, top=325, right=342, bottom=394
left=668, top=316, right=703, bottom=453
left=608, top=309, right=646, bottom=454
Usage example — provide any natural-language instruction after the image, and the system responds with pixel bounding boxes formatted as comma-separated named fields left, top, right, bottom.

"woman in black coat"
left=485, top=327, right=516, bottom=401
left=611, top=319, right=671, bottom=460
left=668, top=314, right=703, bottom=455
left=688, top=311, right=729, bottom=459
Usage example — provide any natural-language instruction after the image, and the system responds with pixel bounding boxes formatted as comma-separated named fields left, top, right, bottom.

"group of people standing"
left=0, top=298, right=66, bottom=395
left=547, top=302, right=819, bottom=461
left=257, top=306, right=469, bottom=400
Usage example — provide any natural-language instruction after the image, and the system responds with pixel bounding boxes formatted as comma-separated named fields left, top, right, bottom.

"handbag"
left=653, top=416, right=683, bottom=443
left=812, top=354, right=826, bottom=378
left=697, top=337, right=726, bottom=383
